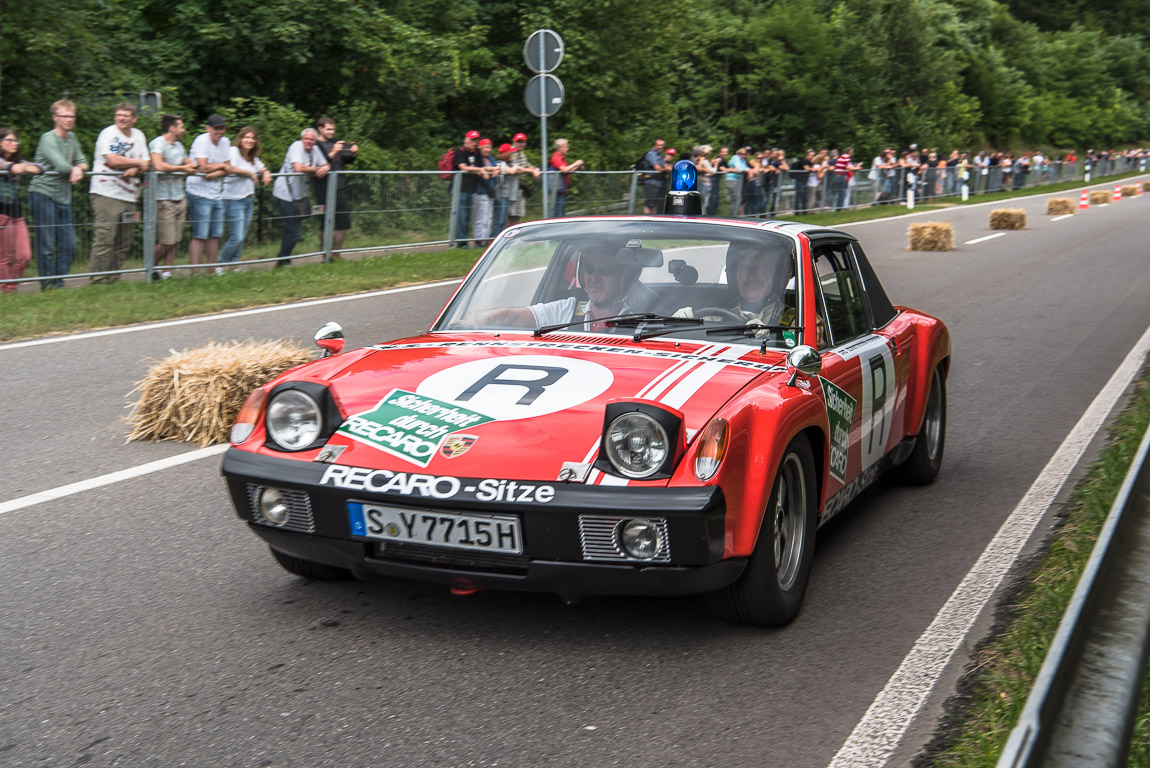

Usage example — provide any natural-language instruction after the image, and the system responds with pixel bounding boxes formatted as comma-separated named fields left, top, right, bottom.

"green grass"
left=0, top=250, right=480, bottom=342
left=931, top=367, right=1150, bottom=766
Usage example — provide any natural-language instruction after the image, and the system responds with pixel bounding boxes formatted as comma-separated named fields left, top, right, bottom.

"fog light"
left=619, top=519, right=664, bottom=560
left=259, top=487, right=291, bottom=526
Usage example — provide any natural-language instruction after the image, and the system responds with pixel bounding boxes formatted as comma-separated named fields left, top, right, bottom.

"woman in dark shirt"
left=0, top=128, right=44, bottom=293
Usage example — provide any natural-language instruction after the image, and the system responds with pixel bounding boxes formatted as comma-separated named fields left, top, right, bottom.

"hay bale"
left=1121, top=184, right=1139, bottom=198
left=907, top=221, right=954, bottom=251
left=1142, top=181, right=1150, bottom=192
left=128, top=339, right=314, bottom=447
left=1045, top=198, right=1075, bottom=215
left=1090, top=190, right=1113, bottom=205
left=989, top=208, right=1027, bottom=230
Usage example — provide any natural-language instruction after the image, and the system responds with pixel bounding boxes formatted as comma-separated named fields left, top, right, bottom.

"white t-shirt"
left=221, top=147, right=266, bottom=200
left=185, top=133, right=232, bottom=200
left=273, top=141, right=327, bottom=201
left=90, top=125, right=148, bottom=202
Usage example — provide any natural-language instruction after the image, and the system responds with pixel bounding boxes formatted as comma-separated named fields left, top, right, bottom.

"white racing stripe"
left=0, top=279, right=463, bottom=352
left=0, top=444, right=229, bottom=516
left=827, top=322, right=1150, bottom=768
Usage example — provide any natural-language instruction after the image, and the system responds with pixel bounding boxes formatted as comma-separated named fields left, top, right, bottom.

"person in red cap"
left=451, top=130, right=482, bottom=247
left=506, top=133, right=541, bottom=226
left=472, top=138, right=501, bottom=242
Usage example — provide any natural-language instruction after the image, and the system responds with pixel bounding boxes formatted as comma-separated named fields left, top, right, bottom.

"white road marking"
left=0, top=444, right=230, bottom=516
left=1051, top=214, right=1075, bottom=222
left=0, top=279, right=463, bottom=352
left=826, top=322, right=1150, bottom=768
left=963, top=233, right=1008, bottom=245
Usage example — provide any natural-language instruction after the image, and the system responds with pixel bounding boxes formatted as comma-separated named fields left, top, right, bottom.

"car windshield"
left=434, top=220, right=800, bottom=348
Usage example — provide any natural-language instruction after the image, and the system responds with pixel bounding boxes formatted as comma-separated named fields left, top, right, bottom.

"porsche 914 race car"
left=222, top=213, right=949, bottom=627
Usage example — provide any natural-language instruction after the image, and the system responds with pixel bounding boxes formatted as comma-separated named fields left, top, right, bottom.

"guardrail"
left=997, top=422, right=1150, bottom=767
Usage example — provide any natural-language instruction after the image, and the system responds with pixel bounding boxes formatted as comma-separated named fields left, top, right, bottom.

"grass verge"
left=928, top=365, right=1150, bottom=766
left=1, top=169, right=1145, bottom=343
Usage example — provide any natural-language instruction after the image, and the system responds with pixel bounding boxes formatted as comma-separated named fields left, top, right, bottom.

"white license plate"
left=347, top=502, right=523, bottom=555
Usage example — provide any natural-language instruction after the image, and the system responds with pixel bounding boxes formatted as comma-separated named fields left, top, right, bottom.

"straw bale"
left=127, top=339, right=314, bottom=447
left=1143, top=181, right=1150, bottom=192
left=1090, top=190, right=1113, bottom=205
left=1045, top=198, right=1075, bottom=216
left=989, top=209, right=1027, bottom=230
left=1121, top=185, right=1139, bottom=198
left=907, top=221, right=954, bottom=251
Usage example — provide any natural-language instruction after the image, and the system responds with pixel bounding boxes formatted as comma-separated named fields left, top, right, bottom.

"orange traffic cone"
left=1114, top=184, right=1123, bottom=201
left=1078, top=189, right=1090, bottom=210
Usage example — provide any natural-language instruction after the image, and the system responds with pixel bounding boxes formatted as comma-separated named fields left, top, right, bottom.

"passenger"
left=476, top=242, right=659, bottom=331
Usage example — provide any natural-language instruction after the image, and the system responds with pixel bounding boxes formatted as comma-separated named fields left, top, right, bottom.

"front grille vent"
left=246, top=484, right=316, bottom=533
left=578, top=515, right=671, bottom=563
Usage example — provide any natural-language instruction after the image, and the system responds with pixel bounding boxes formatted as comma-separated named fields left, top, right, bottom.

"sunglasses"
left=581, top=263, right=623, bottom=277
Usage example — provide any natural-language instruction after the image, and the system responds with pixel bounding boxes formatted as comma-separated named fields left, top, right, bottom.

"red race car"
left=223, top=215, right=949, bottom=626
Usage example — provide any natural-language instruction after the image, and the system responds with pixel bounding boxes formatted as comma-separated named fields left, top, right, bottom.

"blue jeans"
left=493, top=196, right=510, bottom=235
left=793, top=183, right=809, bottom=214
left=219, top=197, right=254, bottom=263
left=831, top=174, right=849, bottom=210
left=553, top=189, right=568, bottom=218
left=29, top=191, right=75, bottom=289
left=187, top=194, right=224, bottom=239
left=277, top=197, right=305, bottom=261
left=453, top=191, right=473, bottom=245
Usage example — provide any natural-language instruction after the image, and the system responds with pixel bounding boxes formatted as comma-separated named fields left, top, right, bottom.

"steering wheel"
left=693, top=307, right=746, bottom=324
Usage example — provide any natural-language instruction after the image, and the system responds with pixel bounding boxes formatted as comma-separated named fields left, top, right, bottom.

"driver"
left=476, top=242, right=659, bottom=331
left=674, top=242, right=791, bottom=327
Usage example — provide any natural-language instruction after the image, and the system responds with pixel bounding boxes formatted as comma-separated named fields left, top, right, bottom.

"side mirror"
left=785, top=345, right=821, bottom=387
left=313, top=321, right=345, bottom=357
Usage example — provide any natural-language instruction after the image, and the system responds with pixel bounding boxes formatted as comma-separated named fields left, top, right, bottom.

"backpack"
left=633, top=152, right=653, bottom=181
left=438, top=149, right=456, bottom=181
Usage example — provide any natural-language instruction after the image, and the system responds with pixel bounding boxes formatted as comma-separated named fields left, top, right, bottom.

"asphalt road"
left=2, top=186, right=1149, bottom=767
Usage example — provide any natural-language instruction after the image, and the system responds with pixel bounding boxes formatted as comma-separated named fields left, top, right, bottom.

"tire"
left=893, top=365, right=946, bottom=485
left=270, top=547, right=354, bottom=581
left=706, top=436, right=817, bottom=627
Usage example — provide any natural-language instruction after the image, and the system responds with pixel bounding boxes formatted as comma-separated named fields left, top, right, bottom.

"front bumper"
left=222, top=448, right=742, bottom=598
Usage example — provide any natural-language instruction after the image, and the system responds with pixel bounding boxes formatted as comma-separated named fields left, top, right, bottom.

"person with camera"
left=314, top=116, right=357, bottom=259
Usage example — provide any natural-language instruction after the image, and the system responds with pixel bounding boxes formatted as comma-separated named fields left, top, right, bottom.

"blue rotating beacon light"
left=664, top=159, right=702, bottom=216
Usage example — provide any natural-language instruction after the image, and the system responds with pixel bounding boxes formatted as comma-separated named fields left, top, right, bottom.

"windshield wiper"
left=533, top=312, right=702, bottom=338
left=633, top=320, right=796, bottom=343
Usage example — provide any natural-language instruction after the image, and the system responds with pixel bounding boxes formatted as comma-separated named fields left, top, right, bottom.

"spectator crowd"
left=1, top=99, right=1148, bottom=292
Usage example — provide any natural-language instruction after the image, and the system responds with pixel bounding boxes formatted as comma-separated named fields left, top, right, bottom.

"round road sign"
left=524, top=74, right=565, bottom=118
left=524, top=29, right=564, bottom=73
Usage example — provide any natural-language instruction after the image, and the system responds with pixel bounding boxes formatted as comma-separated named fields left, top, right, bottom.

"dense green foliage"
left=3, top=0, right=1148, bottom=168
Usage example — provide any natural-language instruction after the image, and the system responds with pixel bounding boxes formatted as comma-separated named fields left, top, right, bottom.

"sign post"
left=524, top=29, right=564, bottom=218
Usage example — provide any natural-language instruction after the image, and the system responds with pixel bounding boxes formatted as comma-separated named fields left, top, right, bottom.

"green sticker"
left=338, top=389, right=494, bottom=467
left=821, top=377, right=856, bottom=483
left=783, top=331, right=796, bottom=348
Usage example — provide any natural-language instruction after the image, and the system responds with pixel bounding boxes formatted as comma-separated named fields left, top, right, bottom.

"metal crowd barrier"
left=2, top=156, right=1147, bottom=289
left=997, top=422, right=1150, bottom=767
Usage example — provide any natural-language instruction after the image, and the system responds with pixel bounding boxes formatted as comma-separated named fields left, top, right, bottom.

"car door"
left=808, top=239, right=906, bottom=518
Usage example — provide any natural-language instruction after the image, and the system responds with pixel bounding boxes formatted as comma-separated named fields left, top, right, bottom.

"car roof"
left=512, top=215, right=858, bottom=243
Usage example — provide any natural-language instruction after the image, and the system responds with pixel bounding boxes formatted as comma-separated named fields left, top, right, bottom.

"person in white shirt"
left=89, top=102, right=149, bottom=283
left=186, top=114, right=231, bottom=274
left=272, top=128, right=328, bottom=267
left=219, top=126, right=271, bottom=267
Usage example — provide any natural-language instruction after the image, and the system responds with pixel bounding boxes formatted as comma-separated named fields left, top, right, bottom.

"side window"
left=813, top=244, right=868, bottom=345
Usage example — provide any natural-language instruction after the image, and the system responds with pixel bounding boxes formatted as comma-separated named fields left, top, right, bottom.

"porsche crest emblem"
left=440, top=434, right=478, bottom=458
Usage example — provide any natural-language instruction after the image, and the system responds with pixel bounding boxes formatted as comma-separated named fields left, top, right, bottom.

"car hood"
left=309, top=334, right=787, bottom=480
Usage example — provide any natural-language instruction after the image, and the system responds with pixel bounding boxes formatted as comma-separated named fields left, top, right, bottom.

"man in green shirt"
left=28, top=99, right=89, bottom=290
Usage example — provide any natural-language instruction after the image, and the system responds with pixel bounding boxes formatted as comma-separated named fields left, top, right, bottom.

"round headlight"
left=266, top=390, right=322, bottom=450
left=619, top=519, right=664, bottom=559
left=605, top=412, right=668, bottom=479
left=259, top=487, right=291, bottom=526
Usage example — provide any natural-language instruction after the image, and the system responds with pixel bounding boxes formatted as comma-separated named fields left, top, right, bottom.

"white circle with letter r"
left=417, top=355, right=613, bottom=421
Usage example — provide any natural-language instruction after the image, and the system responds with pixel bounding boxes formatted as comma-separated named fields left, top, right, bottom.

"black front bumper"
left=222, top=449, right=743, bottom=598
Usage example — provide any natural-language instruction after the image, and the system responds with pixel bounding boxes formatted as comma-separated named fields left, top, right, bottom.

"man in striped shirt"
left=831, top=146, right=861, bottom=211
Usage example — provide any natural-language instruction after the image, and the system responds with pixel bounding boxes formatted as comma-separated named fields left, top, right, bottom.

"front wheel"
left=892, top=365, right=946, bottom=485
left=270, top=547, right=354, bottom=581
left=706, top=436, right=817, bottom=627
